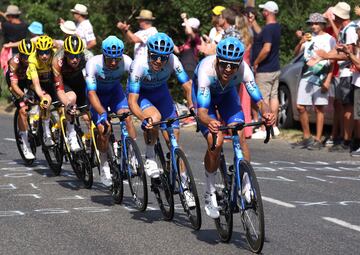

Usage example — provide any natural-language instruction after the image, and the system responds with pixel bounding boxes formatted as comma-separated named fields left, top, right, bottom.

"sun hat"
left=28, top=21, right=43, bottom=35
left=60, top=20, right=77, bottom=35
left=332, top=2, right=350, bottom=20
left=71, top=4, right=88, bottom=16
left=306, top=13, right=327, bottom=24
left=259, top=1, right=279, bottom=14
left=182, top=18, right=200, bottom=29
left=5, top=5, right=21, bottom=16
left=136, top=9, right=155, bottom=20
left=323, top=7, right=335, bottom=21
left=212, top=6, right=225, bottom=16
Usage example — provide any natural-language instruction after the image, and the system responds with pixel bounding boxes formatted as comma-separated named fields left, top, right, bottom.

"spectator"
left=292, top=13, right=336, bottom=150
left=250, top=1, right=281, bottom=139
left=208, top=6, right=225, bottom=44
left=117, top=9, right=158, bottom=60
left=70, top=4, right=96, bottom=50
left=311, top=2, right=357, bottom=153
left=0, top=5, right=27, bottom=55
left=54, top=20, right=77, bottom=48
left=174, top=14, right=201, bottom=79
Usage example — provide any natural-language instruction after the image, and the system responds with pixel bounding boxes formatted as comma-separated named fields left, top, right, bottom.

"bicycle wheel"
left=238, top=160, right=265, bottom=254
left=42, top=115, right=63, bottom=175
left=109, top=137, right=123, bottom=204
left=13, top=109, right=36, bottom=166
left=174, top=148, right=201, bottom=230
left=214, top=151, right=233, bottom=242
left=153, top=141, right=174, bottom=221
left=125, top=137, right=147, bottom=211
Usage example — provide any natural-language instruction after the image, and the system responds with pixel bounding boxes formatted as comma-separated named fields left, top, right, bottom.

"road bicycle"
left=107, top=112, right=147, bottom=211
left=211, top=121, right=271, bottom=253
left=150, top=112, right=201, bottom=230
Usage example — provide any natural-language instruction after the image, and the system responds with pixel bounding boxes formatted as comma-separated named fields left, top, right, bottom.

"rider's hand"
left=189, top=106, right=196, bottom=116
left=262, top=112, right=275, bottom=127
left=208, top=119, right=221, bottom=134
left=65, top=104, right=76, bottom=115
left=141, top=117, right=153, bottom=131
left=97, top=112, right=110, bottom=134
left=40, top=98, right=49, bottom=109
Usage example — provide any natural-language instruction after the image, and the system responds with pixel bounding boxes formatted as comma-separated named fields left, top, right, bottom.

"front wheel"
left=125, top=137, right=147, bottom=211
left=174, top=149, right=201, bottom=230
left=239, top=160, right=265, bottom=254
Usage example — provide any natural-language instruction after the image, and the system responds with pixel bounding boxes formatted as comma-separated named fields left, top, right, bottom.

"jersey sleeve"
left=241, top=62, right=263, bottom=103
left=171, top=54, right=190, bottom=84
left=85, top=59, right=97, bottom=91
left=8, top=57, right=19, bottom=83
left=123, top=55, right=133, bottom=73
left=196, top=64, right=211, bottom=110
left=52, top=57, right=64, bottom=91
left=128, top=60, right=143, bottom=94
left=26, top=53, right=39, bottom=80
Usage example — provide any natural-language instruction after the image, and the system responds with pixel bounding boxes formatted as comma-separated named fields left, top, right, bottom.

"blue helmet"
left=216, top=37, right=245, bottom=62
left=147, top=32, right=174, bottom=55
left=102, top=35, right=124, bottom=58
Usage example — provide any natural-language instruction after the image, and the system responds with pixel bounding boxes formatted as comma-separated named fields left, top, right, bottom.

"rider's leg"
left=41, top=93, right=54, bottom=146
left=63, top=91, right=81, bottom=151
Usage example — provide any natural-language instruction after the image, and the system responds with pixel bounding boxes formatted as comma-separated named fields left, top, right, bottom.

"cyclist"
left=26, top=35, right=57, bottom=146
left=52, top=35, right=90, bottom=152
left=193, top=37, right=275, bottom=219
left=86, top=35, right=135, bottom=187
left=127, top=32, right=193, bottom=195
left=6, top=39, right=36, bottom=160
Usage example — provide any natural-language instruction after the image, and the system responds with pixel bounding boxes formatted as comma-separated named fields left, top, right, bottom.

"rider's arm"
left=85, top=60, right=106, bottom=115
left=127, top=60, right=146, bottom=121
left=52, top=57, right=69, bottom=106
left=128, top=92, right=146, bottom=121
left=8, top=58, right=24, bottom=98
left=196, top=65, right=214, bottom=126
left=172, top=54, right=194, bottom=108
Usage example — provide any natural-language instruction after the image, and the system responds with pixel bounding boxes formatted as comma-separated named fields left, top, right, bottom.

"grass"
left=277, top=128, right=303, bottom=142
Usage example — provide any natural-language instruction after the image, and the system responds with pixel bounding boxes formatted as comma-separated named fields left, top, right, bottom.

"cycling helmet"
left=216, top=37, right=245, bottom=62
left=64, top=35, right=84, bottom=54
left=102, top=36, right=124, bottom=58
left=18, top=39, right=35, bottom=55
left=147, top=33, right=174, bottom=55
left=36, top=35, right=53, bottom=51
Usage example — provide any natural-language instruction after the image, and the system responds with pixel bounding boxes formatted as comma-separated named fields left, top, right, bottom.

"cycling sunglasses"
left=104, top=56, right=122, bottom=62
left=218, top=59, right=241, bottom=70
left=19, top=53, right=29, bottom=60
left=37, top=49, right=51, bottom=56
left=149, top=53, right=169, bottom=62
left=65, top=53, right=83, bottom=60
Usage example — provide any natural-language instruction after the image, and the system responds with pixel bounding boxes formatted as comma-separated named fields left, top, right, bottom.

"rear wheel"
left=239, top=160, right=265, bottom=254
left=14, top=109, right=36, bottom=166
left=174, top=149, right=201, bottom=230
left=153, top=141, right=174, bottom=221
left=125, top=137, right=147, bottom=211
left=214, top=151, right=233, bottom=242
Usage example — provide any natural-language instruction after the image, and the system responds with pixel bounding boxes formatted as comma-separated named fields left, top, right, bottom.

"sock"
left=99, top=151, right=108, bottom=167
left=19, top=131, right=29, bottom=147
left=66, top=121, right=75, bottom=136
left=145, top=144, right=155, bottom=159
left=205, top=170, right=216, bottom=194
left=42, top=119, right=51, bottom=136
left=180, top=172, right=188, bottom=186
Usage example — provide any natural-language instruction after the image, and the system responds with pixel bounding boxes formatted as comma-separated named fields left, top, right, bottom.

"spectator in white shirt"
left=117, top=9, right=158, bottom=60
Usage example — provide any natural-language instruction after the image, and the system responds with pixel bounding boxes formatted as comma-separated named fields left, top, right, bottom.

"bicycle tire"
left=42, top=115, right=63, bottom=175
left=13, top=109, right=36, bottom=166
left=153, top=141, right=174, bottom=221
left=238, top=160, right=265, bottom=254
left=76, top=127, right=93, bottom=189
left=214, top=151, right=233, bottom=242
left=109, top=137, right=123, bottom=204
left=125, top=137, right=148, bottom=211
left=174, top=148, right=201, bottom=230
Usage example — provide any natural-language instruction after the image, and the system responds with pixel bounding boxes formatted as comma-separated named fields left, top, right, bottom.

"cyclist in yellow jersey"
left=26, top=35, right=57, bottom=146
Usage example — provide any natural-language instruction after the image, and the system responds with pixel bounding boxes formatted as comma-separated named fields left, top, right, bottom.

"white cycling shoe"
left=100, top=161, right=112, bottom=187
left=43, top=135, right=54, bottom=147
left=68, top=132, right=81, bottom=152
left=144, top=158, right=161, bottom=178
left=184, top=190, right=196, bottom=208
left=22, top=143, right=35, bottom=160
left=204, top=192, right=220, bottom=219
left=241, top=172, right=253, bottom=203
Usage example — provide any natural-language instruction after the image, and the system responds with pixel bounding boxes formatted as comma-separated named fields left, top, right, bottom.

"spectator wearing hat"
left=208, top=6, right=225, bottom=44
left=69, top=4, right=96, bottom=50
left=174, top=14, right=201, bottom=79
left=2, top=21, right=43, bottom=50
left=292, top=13, right=336, bottom=150
left=250, top=1, right=281, bottom=139
left=0, top=5, right=27, bottom=55
left=117, top=9, right=158, bottom=60
left=54, top=20, right=77, bottom=49
left=312, top=2, right=358, bottom=153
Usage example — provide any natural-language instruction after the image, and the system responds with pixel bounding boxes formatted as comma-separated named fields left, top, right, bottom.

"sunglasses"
left=37, top=49, right=51, bottom=56
left=19, top=53, right=29, bottom=60
left=149, top=53, right=169, bottom=62
left=218, top=59, right=241, bottom=70
left=65, top=53, right=83, bottom=60
left=104, top=56, right=122, bottom=62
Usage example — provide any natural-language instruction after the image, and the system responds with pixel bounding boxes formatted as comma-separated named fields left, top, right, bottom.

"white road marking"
left=73, top=207, right=111, bottom=213
left=293, top=201, right=329, bottom=206
left=323, top=217, right=360, bottom=232
left=336, top=161, right=360, bottom=165
left=258, top=176, right=295, bottom=182
left=4, top=173, right=33, bottom=178
left=269, top=161, right=295, bottom=165
left=339, top=201, right=360, bottom=206
left=0, top=184, right=16, bottom=189
left=278, top=166, right=308, bottom=172
left=0, top=211, right=25, bottom=217
left=327, top=176, right=360, bottom=181
left=306, top=176, right=332, bottom=183
left=16, top=194, right=41, bottom=199
left=57, top=195, right=84, bottom=200
left=34, top=208, right=70, bottom=214
left=262, top=196, right=296, bottom=208
left=254, top=167, right=277, bottom=172
left=4, top=138, right=16, bottom=142
left=30, top=183, right=39, bottom=190
left=299, top=161, right=329, bottom=165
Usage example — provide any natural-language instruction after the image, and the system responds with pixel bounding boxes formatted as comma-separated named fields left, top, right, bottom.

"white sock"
left=19, top=131, right=29, bottom=147
left=99, top=151, right=108, bottom=167
left=205, top=170, right=216, bottom=194
left=145, top=144, right=154, bottom=159
left=42, top=119, right=51, bottom=136
left=66, top=122, right=75, bottom=136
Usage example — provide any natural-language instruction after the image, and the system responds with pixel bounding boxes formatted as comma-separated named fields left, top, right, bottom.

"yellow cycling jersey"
left=26, top=50, right=55, bottom=83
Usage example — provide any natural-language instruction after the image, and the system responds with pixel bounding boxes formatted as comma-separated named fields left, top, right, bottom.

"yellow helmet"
left=18, top=39, right=36, bottom=55
left=63, top=35, right=84, bottom=54
left=36, top=35, right=53, bottom=51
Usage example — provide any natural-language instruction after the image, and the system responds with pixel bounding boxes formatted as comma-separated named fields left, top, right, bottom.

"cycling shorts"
left=63, top=75, right=87, bottom=107
left=138, top=84, right=179, bottom=129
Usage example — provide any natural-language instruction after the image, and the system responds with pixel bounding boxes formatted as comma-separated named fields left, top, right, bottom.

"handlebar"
left=210, top=121, right=273, bottom=151
left=151, top=111, right=197, bottom=128
left=108, top=111, right=133, bottom=122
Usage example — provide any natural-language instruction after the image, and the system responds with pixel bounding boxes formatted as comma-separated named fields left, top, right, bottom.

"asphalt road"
left=1, top=113, right=360, bottom=255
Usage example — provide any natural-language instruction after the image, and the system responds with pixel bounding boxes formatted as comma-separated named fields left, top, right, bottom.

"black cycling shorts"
left=27, top=80, right=58, bottom=102
left=63, top=75, right=87, bottom=107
